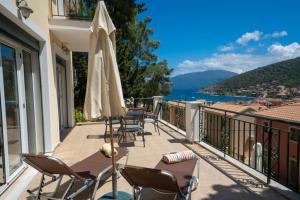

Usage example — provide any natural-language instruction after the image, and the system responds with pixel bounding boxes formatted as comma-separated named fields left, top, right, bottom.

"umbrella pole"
left=110, top=117, right=118, bottom=199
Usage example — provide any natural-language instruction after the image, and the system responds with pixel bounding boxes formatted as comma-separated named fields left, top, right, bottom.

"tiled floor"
left=3, top=122, right=289, bottom=199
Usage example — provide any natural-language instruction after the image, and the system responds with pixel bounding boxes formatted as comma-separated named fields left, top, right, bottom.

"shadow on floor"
left=200, top=184, right=264, bottom=200
left=168, top=138, right=188, bottom=144
left=60, top=127, right=75, bottom=142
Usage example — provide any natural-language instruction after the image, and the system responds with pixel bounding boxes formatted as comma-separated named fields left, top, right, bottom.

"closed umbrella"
left=84, top=0, right=127, bottom=198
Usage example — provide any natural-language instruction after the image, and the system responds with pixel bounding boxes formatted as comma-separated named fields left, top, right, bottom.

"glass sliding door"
left=0, top=95, right=5, bottom=185
left=0, top=44, right=22, bottom=175
left=23, top=51, right=36, bottom=153
left=56, top=57, right=68, bottom=132
left=22, top=50, right=44, bottom=154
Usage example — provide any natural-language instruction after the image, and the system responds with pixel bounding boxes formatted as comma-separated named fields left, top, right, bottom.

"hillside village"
left=235, top=83, right=300, bottom=98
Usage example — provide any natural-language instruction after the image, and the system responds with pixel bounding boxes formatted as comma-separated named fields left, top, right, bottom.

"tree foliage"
left=73, top=0, right=172, bottom=108
left=205, top=57, right=300, bottom=97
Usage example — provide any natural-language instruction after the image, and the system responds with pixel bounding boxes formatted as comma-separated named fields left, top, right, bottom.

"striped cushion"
left=163, top=150, right=196, bottom=164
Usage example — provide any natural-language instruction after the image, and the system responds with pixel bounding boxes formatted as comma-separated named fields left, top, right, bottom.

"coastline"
left=166, top=89, right=255, bottom=102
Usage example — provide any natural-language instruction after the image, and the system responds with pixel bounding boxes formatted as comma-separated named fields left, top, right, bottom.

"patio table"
left=119, top=108, right=145, bottom=146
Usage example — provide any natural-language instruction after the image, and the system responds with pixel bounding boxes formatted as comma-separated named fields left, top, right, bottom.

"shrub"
left=75, top=109, right=86, bottom=123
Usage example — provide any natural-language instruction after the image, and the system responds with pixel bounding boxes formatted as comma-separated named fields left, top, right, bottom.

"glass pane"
left=23, top=51, right=36, bottom=153
left=56, top=61, right=68, bottom=132
left=1, top=44, right=22, bottom=175
left=0, top=94, right=5, bottom=184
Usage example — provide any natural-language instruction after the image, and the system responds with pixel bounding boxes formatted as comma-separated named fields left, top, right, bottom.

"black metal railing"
left=198, top=104, right=300, bottom=193
left=131, top=98, right=154, bottom=113
left=51, top=0, right=97, bottom=20
left=162, top=101, right=186, bottom=131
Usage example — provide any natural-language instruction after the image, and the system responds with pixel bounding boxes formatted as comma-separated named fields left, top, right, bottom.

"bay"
left=165, top=89, right=254, bottom=102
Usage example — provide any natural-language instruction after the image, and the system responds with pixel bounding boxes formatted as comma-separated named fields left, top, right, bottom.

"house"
left=0, top=0, right=91, bottom=192
left=255, top=102, right=300, bottom=192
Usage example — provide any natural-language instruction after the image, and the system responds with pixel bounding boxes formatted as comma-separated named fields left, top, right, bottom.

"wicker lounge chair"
left=23, top=147, right=129, bottom=200
left=120, top=156, right=200, bottom=200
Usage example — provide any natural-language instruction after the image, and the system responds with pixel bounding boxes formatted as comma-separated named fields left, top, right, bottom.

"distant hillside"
left=205, top=57, right=300, bottom=98
left=172, top=70, right=237, bottom=90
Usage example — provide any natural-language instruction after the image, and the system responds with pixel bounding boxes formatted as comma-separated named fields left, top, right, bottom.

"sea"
left=165, top=89, right=254, bottom=102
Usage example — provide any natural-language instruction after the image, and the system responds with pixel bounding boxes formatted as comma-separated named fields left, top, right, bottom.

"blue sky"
left=137, top=0, right=300, bottom=76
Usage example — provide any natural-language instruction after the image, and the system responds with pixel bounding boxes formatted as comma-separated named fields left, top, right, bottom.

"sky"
left=137, top=0, right=300, bottom=76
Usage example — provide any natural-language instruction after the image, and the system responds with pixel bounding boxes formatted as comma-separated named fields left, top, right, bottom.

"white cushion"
left=100, top=143, right=118, bottom=157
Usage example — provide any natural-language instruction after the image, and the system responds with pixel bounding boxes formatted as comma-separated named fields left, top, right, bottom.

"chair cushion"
left=144, top=118, right=155, bottom=123
left=111, top=119, right=120, bottom=124
left=155, top=158, right=198, bottom=190
left=125, top=124, right=143, bottom=131
left=71, top=148, right=128, bottom=180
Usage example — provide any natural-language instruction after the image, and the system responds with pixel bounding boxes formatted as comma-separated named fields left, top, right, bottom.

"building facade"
left=0, top=0, right=91, bottom=192
left=255, top=103, right=300, bottom=193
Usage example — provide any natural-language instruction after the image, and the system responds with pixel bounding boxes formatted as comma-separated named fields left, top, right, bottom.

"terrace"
left=2, top=98, right=296, bottom=199
left=1, top=1, right=299, bottom=199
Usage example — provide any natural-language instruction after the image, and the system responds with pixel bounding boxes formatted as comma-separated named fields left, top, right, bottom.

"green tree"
left=73, top=52, right=88, bottom=109
left=73, top=0, right=172, bottom=109
left=105, top=0, right=172, bottom=97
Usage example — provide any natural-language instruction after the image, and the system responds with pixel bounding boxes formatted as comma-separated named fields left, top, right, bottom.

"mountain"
left=204, top=57, right=300, bottom=97
left=172, top=70, right=237, bottom=90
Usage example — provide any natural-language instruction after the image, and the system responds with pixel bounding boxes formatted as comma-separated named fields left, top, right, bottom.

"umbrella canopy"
left=84, top=0, right=126, bottom=120
left=84, top=1, right=127, bottom=198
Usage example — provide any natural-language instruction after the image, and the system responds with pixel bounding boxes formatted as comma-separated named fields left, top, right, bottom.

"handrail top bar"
left=198, top=104, right=300, bottom=126
left=131, top=97, right=154, bottom=100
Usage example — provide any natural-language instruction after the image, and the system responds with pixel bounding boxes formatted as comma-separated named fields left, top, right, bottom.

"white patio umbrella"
left=84, top=0, right=127, bottom=198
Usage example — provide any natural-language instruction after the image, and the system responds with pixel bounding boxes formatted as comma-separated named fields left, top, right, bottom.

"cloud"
left=173, top=53, right=275, bottom=76
left=218, top=43, right=234, bottom=52
left=235, top=30, right=287, bottom=46
left=264, top=30, right=288, bottom=39
left=173, top=42, right=300, bottom=76
left=268, top=42, right=300, bottom=57
left=236, top=30, right=262, bottom=45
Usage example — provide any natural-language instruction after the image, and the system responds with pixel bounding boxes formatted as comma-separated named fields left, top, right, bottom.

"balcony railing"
left=98, top=95, right=300, bottom=195
left=198, top=104, right=300, bottom=194
left=131, top=97, right=154, bottom=113
left=51, top=0, right=97, bottom=20
left=162, top=101, right=186, bottom=131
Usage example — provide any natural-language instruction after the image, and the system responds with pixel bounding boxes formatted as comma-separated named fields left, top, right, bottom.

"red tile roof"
left=255, top=102, right=300, bottom=122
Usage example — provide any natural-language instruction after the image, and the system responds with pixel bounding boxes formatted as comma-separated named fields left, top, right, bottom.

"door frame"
left=56, top=55, right=68, bottom=132
left=0, top=35, right=31, bottom=184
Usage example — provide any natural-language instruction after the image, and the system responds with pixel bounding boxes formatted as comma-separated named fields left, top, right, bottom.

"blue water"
left=165, top=89, right=254, bottom=102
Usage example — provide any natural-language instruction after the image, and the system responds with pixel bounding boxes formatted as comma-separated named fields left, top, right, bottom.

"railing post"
left=267, top=121, right=273, bottom=184
left=153, top=96, right=162, bottom=120
left=185, top=101, right=204, bottom=142
left=223, top=111, right=228, bottom=157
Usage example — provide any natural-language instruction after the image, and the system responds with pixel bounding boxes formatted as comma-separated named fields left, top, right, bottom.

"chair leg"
left=153, top=122, right=157, bottom=132
left=91, top=178, right=101, bottom=200
left=133, top=186, right=142, bottom=200
left=35, top=174, right=45, bottom=200
left=156, top=121, right=160, bottom=135
left=132, top=133, right=136, bottom=141
left=142, top=131, right=145, bottom=147
left=104, top=124, right=108, bottom=142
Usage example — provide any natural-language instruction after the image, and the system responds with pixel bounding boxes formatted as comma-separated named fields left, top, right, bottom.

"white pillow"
left=101, top=143, right=118, bottom=158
